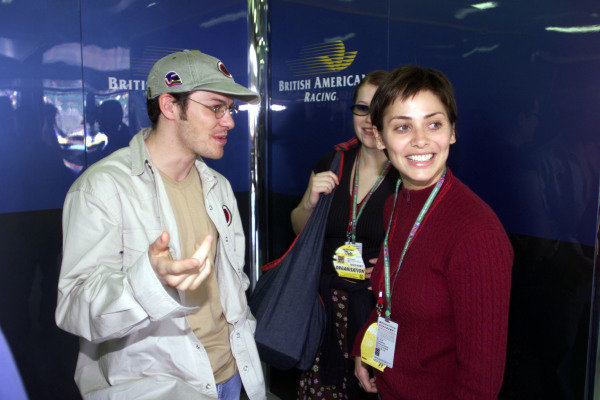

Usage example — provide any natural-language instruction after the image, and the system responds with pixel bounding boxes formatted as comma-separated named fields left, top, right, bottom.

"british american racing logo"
left=278, top=40, right=366, bottom=103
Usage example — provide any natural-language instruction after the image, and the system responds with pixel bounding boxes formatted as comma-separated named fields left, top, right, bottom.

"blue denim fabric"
left=217, top=372, right=242, bottom=400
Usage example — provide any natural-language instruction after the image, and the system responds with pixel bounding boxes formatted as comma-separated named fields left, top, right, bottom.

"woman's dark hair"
left=352, top=70, right=390, bottom=103
left=370, top=65, right=457, bottom=132
left=146, top=91, right=191, bottom=128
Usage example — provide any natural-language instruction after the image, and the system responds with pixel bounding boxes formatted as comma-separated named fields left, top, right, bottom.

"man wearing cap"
left=56, top=50, right=265, bottom=400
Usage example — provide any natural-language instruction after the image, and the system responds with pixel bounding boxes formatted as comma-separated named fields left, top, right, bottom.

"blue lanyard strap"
left=382, top=169, right=446, bottom=319
left=348, top=148, right=391, bottom=243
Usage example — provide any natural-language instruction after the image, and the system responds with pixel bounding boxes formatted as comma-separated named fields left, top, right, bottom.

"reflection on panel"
left=43, top=80, right=86, bottom=173
left=84, top=91, right=131, bottom=167
left=267, top=0, right=391, bottom=265
left=0, top=0, right=85, bottom=214
left=0, top=2, right=84, bottom=399
left=268, top=1, right=599, bottom=399
left=386, top=0, right=600, bottom=247
left=269, top=0, right=389, bottom=198
left=80, top=0, right=251, bottom=190
left=0, top=1, right=252, bottom=400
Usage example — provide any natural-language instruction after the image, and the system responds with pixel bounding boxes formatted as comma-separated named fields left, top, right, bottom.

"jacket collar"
left=130, top=128, right=152, bottom=176
left=194, top=158, right=217, bottom=191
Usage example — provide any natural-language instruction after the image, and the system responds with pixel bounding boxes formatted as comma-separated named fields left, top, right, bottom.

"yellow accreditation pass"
left=332, top=243, right=366, bottom=280
left=360, top=323, right=386, bottom=371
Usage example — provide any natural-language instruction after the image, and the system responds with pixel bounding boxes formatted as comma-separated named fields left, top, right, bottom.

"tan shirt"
left=160, top=167, right=236, bottom=384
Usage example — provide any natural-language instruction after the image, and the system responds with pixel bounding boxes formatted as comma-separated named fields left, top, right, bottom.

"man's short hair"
left=146, top=92, right=191, bottom=129
left=370, top=65, right=457, bottom=132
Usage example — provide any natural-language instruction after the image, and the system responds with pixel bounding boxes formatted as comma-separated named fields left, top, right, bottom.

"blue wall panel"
left=0, top=0, right=83, bottom=214
left=0, top=3, right=84, bottom=399
left=79, top=0, right=251, bottom=190
left=389, top=1, right=600, bottom=246
left=0, top=2, right=251, bottom=399
left=270, top=1, right=389, bottom=196
left=0, top=0, right=252, bottom=216
left=267, top=1, right=599, bottom=399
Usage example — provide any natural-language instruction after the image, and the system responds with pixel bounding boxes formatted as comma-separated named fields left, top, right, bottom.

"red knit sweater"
left=352, top=169, right=513, bottom=400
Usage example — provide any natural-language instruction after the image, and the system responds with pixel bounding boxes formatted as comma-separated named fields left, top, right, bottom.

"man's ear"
left=158, top=93, right=178, bottom=121
left=374, top=126, right=386, bottom=150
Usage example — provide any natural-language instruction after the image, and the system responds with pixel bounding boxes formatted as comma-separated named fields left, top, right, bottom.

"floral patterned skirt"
left=298, top=289, right=350, bottom=400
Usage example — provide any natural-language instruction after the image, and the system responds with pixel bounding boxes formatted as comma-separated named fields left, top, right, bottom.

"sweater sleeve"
left=448, top=228, right=513, bottom=400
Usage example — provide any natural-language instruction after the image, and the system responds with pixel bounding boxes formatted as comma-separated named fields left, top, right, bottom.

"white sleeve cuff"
left=127, top=252, right=197, bottom=320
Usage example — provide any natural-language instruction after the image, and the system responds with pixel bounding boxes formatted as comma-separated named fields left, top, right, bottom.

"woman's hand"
left=291, top=171, right=339, bottom=234
left=354, top=357, right=378, bottom=393
left=305, top=171, right=339, bottom=210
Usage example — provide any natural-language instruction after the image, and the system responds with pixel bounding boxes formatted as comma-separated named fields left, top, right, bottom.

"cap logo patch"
left=223, top=205, right=232, bottom=226
left=218, top=62, right=232, bottom=78
left=164, top=71, right=182, bottom=87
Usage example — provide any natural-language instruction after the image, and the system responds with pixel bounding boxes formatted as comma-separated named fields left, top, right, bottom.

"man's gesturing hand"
left=149, top=231, right=213, bottom=291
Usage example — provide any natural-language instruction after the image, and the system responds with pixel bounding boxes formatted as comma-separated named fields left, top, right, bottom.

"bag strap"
left=262, top=150, right=343, bottom=272
left=334, top=136, right=359, bottom=151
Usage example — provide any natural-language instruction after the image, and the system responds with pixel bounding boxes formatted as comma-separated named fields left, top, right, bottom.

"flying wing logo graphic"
left=287, top=40, right=357, bottom=76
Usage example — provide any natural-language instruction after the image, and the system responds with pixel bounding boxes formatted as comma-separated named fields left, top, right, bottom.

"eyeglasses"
left=188, top=98, right=239, bottom=119
left=350, top=104, right=370, bottom=116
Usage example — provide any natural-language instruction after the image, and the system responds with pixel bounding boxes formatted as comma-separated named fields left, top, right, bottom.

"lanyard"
left=347, top=148, right=391, bottom=243
left=379, top=169, right=446, bottom=320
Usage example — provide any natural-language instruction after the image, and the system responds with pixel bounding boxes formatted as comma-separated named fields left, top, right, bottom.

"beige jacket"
left=56, top=129, right=265, bottom=400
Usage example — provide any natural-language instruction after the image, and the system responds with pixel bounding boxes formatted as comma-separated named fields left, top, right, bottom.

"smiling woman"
left=374, top=89, right=456, bottom=190
left=352, top=65, right=513, bottom=400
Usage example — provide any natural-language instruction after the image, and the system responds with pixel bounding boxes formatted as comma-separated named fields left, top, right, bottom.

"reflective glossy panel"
left=0, top=2, right=83, bottom=399
left=268, top=1, right=599, bottom=399
left=0, top=2, right=251, bottom=399
left=270, top=0, right=389, bottom=196
left=80, top=0, right=251, bottom=190
left=388, top=0, right=600, bottom=247
left=0, top=1, right=84, bottom=214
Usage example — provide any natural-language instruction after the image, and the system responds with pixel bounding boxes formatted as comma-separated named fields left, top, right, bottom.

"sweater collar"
left=400, top=168, right=454, bottom=206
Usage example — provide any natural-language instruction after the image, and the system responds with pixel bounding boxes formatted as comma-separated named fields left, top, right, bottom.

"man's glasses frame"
left=188, top=97, right=239, bottom=119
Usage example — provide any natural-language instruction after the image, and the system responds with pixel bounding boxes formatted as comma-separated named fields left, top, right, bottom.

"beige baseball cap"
left=146, top=49, right=260, bottom=104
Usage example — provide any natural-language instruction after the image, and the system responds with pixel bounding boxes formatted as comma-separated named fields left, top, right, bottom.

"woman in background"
left=353, top=65, right=513, bottom=399
left=292, top=70, right=397, bottom=400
